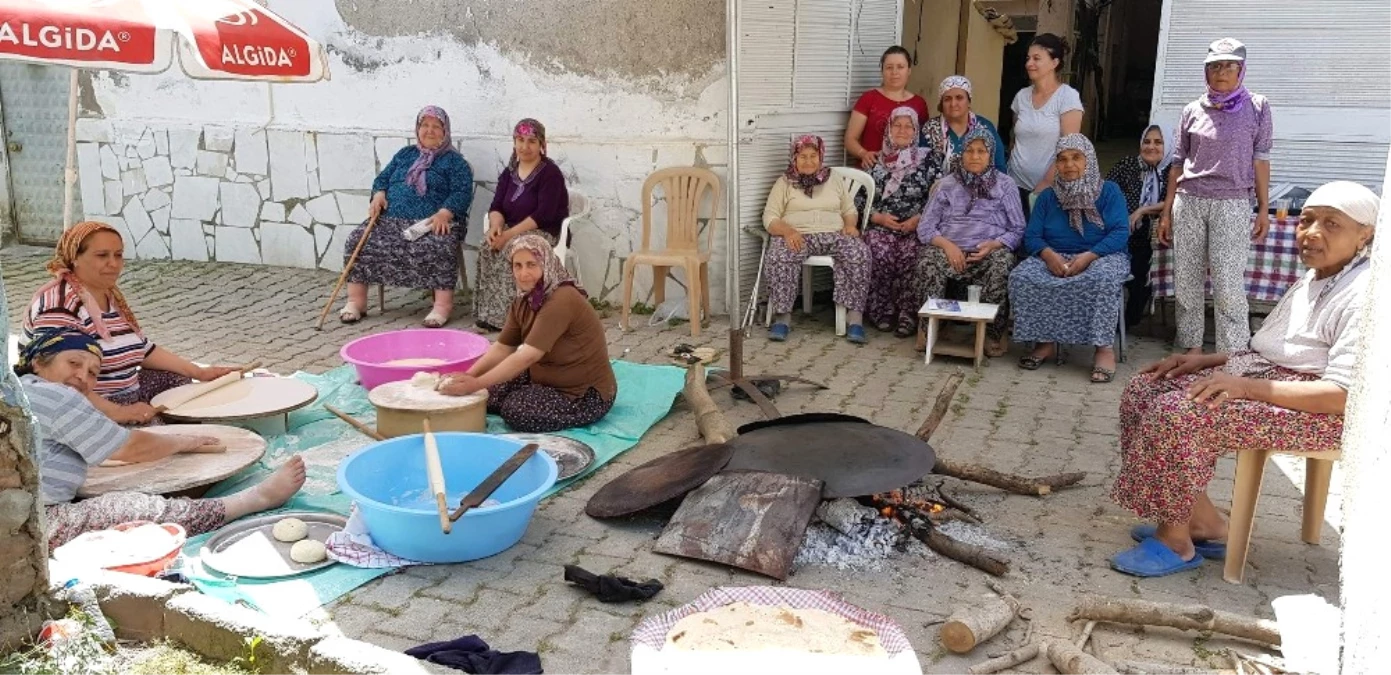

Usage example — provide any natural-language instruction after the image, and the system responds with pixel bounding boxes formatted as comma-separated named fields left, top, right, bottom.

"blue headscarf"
left=15, top=328, right=102, bottom=376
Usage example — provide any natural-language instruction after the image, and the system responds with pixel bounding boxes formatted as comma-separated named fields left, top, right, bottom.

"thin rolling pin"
left=324, top=405, right=386, bottom=441
left=155, top=361, right=265, bottom=414
left=422, top=418, right=452, bottom=534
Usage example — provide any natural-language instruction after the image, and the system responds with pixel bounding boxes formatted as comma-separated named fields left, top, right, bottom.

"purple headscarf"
left=1201, top=62, right=1251, bottom=112
left=404, top=106, right=455, bottom=196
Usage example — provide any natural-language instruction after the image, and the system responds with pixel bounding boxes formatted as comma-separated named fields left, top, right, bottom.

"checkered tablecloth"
left=1151, top=215, right=1301, bottom=303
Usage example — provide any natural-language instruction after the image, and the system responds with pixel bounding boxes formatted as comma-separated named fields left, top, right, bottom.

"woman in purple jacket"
left=1157, top=38, right=1273, bottom=356
left=474, top=119, right=570, bottom=331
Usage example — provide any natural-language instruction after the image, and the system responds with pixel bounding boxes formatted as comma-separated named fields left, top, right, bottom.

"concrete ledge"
left=165, top=592, right=322, bottom=673
left=308, top=637, right=434, bottom=675
left=86, top=569, right=191, bottom=641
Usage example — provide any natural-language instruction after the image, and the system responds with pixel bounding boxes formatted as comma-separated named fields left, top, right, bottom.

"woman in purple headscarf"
left=1157, top=38, right=1274, bottom=357
left=340, top=106, right=475, bottom=328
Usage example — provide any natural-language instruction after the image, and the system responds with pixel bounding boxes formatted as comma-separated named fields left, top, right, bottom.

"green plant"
left=630, top=302, right=656, bottom=315
left=230, top=636, right=264, bottom=674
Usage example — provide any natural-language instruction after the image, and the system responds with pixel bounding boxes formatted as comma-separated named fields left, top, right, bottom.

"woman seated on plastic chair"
left=762, top=134, right=872, bottom=344
left=1108, top=181, right=1377, bottom=578
left=439, top=234, right=615, bottom=433
left=1008, top=134, right=1129, bottom=383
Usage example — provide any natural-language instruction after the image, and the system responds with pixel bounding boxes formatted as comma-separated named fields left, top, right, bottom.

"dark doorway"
left=1092, top=0, right=1163, bottom=141
left=996, top=31, right=1035, bottom=144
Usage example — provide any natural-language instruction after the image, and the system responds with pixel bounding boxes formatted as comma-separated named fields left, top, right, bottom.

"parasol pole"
left=61, top=68, right=79, bottom=231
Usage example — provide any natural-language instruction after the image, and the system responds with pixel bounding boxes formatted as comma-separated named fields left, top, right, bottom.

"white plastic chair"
left=798, top=167, right=874, bottom=336
left=555, top=191, right=590, bottom=284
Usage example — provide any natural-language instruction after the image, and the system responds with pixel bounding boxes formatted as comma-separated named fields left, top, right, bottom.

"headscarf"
left=877, top=107, right=931, bottom=198
left=938, top=75, right=973, bottom=100
left=923, top=76, right=979, bottom=167
left=1052, top=134, right=1104, bottom=235
left=15, top=327, right=102, bottom=376
left=404, top=105, right=455, bottom=196
left=1200, top=58, right=1251, bottom=112
left=506, top=118, right=549, bottom=202
left=1137, top=124, right=1173, bottom=207
left=950, top=126, right=1000, bottom=213
left=1304, top=181, right=1381, bottom=230
left=784, top=134, right=831, bottom=198
left=39, top=221, right=140, bottom=340
left=505, top=233, right=586, bottom=312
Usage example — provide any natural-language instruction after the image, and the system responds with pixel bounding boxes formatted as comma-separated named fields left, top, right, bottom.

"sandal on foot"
left=874, top=321, right=894, bottom=333
left=1090, top=367, right=1116, bottom=383
left=339, top=305, right=363, bottom=324
left=422, top=310, right=450, bottom=328
left=1018, top=355, right=1047, bottom=370
left=846, top=324, right=868, bottom=344
left=985, top=338, right=1008, bottom=358
left=1130, top=524, right=1226, bottom=560
left=1111, top=537, right=1205, bottom=578
left=768, top=323, right=790, bottom=342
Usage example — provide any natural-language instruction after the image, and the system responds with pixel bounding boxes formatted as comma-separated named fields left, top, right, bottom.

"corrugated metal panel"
left=738, top=1, right=797, bottom=115
left=793, top=0, right=852, bottom=109
left=849, top=0, right=902, bottom=100
left=1159, top=0, right=1391, bottom=110
left=1269, top=139, right=1390, bottom=189
left=0, top=63, right=77, bottom=244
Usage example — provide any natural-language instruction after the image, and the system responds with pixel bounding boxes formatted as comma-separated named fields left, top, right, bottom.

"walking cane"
left=315, top=213, right=380, bottom=331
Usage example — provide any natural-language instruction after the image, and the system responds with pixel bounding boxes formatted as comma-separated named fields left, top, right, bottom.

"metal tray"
left=199, top=511, right=347, bottom=579
left=500, top=433, right=595, bottom=481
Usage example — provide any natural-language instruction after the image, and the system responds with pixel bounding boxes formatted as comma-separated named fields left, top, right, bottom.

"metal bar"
left=61, top=68, right=78, bottom=230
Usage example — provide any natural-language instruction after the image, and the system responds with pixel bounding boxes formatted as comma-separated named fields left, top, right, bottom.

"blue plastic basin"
left=337, top=432, right=558, bottom=563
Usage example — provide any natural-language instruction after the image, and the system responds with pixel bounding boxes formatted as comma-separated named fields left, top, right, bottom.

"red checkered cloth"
left=629, top=586, right=914, bottom=655
left=1151, top=215, right=1301, bottom=304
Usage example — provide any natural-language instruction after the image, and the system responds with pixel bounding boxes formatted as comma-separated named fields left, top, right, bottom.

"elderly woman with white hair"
left=1109, top=180, right=1379, bottom=578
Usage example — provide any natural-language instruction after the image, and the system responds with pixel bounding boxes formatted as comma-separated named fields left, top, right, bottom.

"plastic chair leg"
left=377, top=285, right=386, bottom=312
left=835, top=305, right=847, bottom=336
left=1224, top=448, right=1272, bottom=583
left=1302, top=458, right=1335, bottom=545
left=684, top=260, right=702, bottom=338
left=801, top=268, right=814, bottom=314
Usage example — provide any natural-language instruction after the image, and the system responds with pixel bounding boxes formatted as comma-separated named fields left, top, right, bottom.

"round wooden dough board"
left=78, top=425, right=267, bottom=498
left=153, top=377, right=318, bottom=422
left=368, top=380, right=487, bottom=437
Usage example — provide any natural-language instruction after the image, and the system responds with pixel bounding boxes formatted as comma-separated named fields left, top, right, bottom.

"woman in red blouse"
left=845, top=46, right=930, bottom=170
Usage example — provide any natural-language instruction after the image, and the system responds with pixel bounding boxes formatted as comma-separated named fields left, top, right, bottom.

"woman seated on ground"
left=16, top=329, right=305, bottom=552
left=920, top=76, right=1008, bottom=174
left=1105, top=123, right=1173, bottom=328
left=1109, top=181, right=1377, bottom=578
left=860, top=106, right=940, bottom=337
left=915, top=127, right=1026, bottom=356
left=22, top=222, right=239, bottom=425
left=1009, top=134, right=1129, bottom=382
left=438, top=234, right=615, bottom=433
left=474, top=119, right=569, bottom=332
left=340, top=105, right=475, bottom=328
left=762, top=134, right=872, bottom=344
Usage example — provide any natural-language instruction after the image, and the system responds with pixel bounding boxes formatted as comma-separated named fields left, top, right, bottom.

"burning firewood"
left=1069, top=595, right=1281, bottom=647
left=940, top=584, right=1022, bottom=653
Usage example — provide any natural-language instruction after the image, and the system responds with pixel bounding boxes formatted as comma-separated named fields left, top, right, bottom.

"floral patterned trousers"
left=863, top=227, right=922, bottom=331
left=762, top=232, right=871, bottom=315
left=915, top=246, right=1015, bottom=339
left=46, top=491, right=226, bottom=554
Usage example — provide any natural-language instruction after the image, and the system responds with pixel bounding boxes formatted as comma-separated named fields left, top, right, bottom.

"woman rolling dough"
left=15, top=329, right=306, bottom=552
left=438, top=234, right=616, bottom=432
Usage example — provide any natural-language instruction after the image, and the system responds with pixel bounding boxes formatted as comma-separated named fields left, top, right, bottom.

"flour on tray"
left=665, top=602, right=887, bottom=657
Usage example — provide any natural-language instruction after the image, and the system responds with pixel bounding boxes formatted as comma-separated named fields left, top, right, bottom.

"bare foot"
left=985, top=337, right=1008, bottom=358
left=250, top=456, right=306, bottom=512
left=1154, top=524, right=1198, bottom=561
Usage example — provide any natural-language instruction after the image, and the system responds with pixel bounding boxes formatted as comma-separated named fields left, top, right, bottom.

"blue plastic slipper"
left=846, top=324, right=867, bottom=344
left=768, top=323, right=790, bottom=342
left=1111, top=537, right=1205, bottom=578
left=1130, top=524, right=1226, bottom=560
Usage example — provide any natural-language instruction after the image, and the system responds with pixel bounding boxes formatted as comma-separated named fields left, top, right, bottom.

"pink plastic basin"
left=341, top=329, right=491, bottom=391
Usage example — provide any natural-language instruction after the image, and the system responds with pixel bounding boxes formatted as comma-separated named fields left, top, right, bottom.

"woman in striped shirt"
left=21, top=221, right=239, bottom=425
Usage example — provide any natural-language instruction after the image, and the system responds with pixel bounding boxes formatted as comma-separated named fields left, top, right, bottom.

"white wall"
left=74, top=0, right=730, bottom=310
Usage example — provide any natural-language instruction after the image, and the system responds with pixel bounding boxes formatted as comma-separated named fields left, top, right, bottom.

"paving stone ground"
left=2, top=246, right=1340, bottom=673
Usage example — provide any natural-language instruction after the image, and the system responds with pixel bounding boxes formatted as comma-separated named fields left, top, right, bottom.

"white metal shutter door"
left=849, top=0, right=903, bottom=98
left=0, top=63, right=79, bottom=244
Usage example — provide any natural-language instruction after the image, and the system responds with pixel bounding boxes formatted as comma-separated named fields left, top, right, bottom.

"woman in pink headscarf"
left=339, top=105, right=475, bottom=328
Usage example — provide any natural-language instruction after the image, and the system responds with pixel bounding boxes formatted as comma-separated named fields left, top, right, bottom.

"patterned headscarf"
left=505, top=118, right=548, bottom=202
left=39, top=221, right=140, bottom=340
left=505, top=233, right=586, bottom=312
left=405, top=105, right=456, bottom=196
left=784, top=135, right=831, bottom=198
left=950, top=126, right=1000, bottom=213
left=14, top=327, right=102, bottom=376
left=923, top=76, right=979, bottom=168
left=1201, top=57, right=1250, bottom=112
left=938, top=75, right=973, bottom=99
left=1137, top=124, right=1173, bottom=207
left=877, top=107, right=931, bottom=198
left=1052, top=134, right=1104, bottom=235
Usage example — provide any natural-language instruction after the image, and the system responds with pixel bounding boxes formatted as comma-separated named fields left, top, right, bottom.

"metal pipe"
left=723, top=0, right=741, bottom=323
left=61, top=68, right=79, bottom=231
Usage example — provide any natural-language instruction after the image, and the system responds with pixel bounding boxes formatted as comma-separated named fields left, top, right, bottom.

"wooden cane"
left=315, top=213, right=380, bottom=331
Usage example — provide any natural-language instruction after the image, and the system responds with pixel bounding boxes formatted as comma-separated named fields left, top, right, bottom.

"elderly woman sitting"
left=22, top=221, right=239, bottom=425
left=340, top=105, right=475, bottom=328
left=16, top=329, right=305, bottom=552
left=1105, top=123, right=1174, bottom=328
left=439, top=234, right=615, bottom=432
left=915, top=127, right=1025, bottom=355
left=474, top=119, right=569, bottom=332
left=1009, top=134, right=1130, bottom=382
left=1109, top=181, right=1377, bottom=577
left=762, top=135, right=872, bottom=344
left=860, top=106, right=941, bottom=336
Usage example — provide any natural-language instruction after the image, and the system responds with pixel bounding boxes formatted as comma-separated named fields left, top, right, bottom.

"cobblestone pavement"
left=3, top=246, right=1340, bottom=673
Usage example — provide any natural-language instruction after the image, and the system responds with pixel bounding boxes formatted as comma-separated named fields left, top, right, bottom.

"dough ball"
left=289, top=539, right=327, bottom=564
left=411, top=371, right=442, bottom=390
left=271, top=517, right=308, bottom=543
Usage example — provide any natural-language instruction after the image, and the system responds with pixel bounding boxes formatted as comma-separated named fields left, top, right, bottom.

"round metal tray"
left=199, top=511, right=347, bottom=579
left=500, top=433, right=596, bottom=481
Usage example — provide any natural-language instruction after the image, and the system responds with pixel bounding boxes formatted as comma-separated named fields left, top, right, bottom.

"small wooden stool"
left=917, top=299, right=1000, bottom=370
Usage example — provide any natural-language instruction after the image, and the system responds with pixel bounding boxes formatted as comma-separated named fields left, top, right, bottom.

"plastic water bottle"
left=402, top=218, right=436, bottom=241
left=60, top=579, right=115, bottom=646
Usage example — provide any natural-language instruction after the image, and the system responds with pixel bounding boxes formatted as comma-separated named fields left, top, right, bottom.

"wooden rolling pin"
left=324, top=405, right=386, bottom=441
left=155, top=361, right=264, bottom=414
left=422, top=418, right=452, bottom=534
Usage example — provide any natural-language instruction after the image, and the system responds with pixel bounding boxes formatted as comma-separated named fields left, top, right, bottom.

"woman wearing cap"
left=845, top=46, right=930, bottom=170
left=339, top=105, right=475, bottom=328
left=474, top=119, right=570, bottom=332
left=920, top=76, right=1007, bottom=174
left=1106, top=123, right=1174, bottom=328
left=1006, top=34, right=1084, bottom=210
left=16, top=328, right=306, bottom=553
left=1110, top=181, right=1376, bottom=578
left=1157, top=38, right=1273, bottom=355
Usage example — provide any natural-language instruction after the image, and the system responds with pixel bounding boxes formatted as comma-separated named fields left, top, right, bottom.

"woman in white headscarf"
left=1109, top=180, right=1379, bottom=578
left=919, top=75, right=1008, bottom=174
left=1105, top=123, right=1174, bottom=327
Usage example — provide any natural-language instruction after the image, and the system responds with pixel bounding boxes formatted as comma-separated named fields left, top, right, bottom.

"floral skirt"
left=45, top=491, right=226, bottom=554
left=863, top=227, right=921, bottom=331
left=474, top=230, right=557, bottom=328
left=106, top=368, right=191, bottom=407
left=488, top=372, right=614, bottom=433
left=345, top=216, right=463, bottom=291
left=1008, top=253, right=1128, bottom=346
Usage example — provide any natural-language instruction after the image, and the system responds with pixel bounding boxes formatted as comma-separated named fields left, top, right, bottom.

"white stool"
left=918, top=299, right=1001, bottom=370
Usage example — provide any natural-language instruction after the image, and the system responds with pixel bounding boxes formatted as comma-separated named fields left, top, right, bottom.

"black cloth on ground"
left=405, top=635, right=543, bottom=674
left=563, top=564, right=664, bottom=603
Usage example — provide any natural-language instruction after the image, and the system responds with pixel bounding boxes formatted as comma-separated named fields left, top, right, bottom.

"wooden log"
left=683, top=365, right=736, bottom=445
left=1046, top=640, right=1119, bottom=674
left=1076, top=619, right=1098, bottom=649
left=941, top=591, right=1020, bottom=653
left=906, top=516, right=1009, bottom=576
left=1036, top=471, right=1087, bottom=490
left=1069, top=595, right=1281, bottom=647
left=966, top=643, right=1040, bottom=674
left=1113, top=660, right=1221, bottom=674
left=915, top=370, right=965, bottom=442
left=934, top=458, right=1054, bottom=496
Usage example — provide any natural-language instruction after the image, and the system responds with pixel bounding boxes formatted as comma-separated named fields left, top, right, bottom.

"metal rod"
left=61, top=69, right=79, bottom=230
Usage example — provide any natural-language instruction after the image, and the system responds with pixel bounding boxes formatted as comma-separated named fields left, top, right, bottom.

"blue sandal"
left=768, top=323, right=790, bottom=342
left=1111, top=537, right=1205, bottom=577
left=1130, top=524, right=1226, bottom=560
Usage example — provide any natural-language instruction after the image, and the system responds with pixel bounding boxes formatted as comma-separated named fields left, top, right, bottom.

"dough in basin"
left=290, top=539, right=327, bottom=564
left=271, top=517, right=308, bottom=543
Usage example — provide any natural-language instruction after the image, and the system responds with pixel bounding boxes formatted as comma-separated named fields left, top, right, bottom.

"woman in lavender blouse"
left=1157, top=38, right=1273, bottom=356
